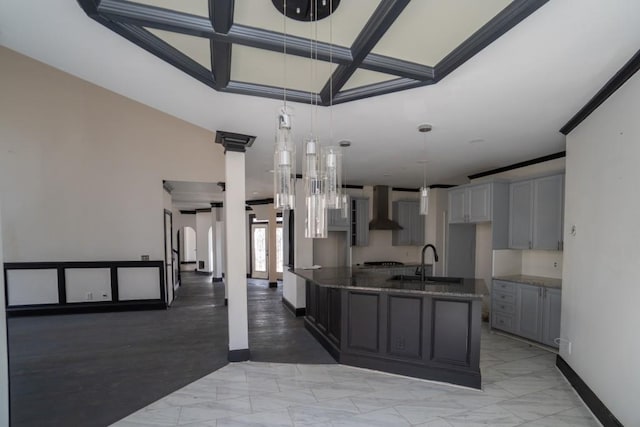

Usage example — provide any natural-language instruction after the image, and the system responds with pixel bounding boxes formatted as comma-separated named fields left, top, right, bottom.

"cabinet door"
left=392, top=201, right=413, bottom=246
left=467, top=184, right=491, bottom=222
left=541, top=288, right=561, bottom=347
left=515, top=283, right=542, bottom=341
left=328, top=208, right=349, bottom=230
left=410, top=202, right=425, bottom=245
left=448, top=188, right=466, bottom=223
left=352, top=198, right=369, bottom=246
left=533, top=175, right=564, bottom=250
left=509, top=180, right=533, bottom=249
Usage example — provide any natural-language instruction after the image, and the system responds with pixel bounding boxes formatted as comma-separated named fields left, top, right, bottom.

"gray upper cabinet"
left=328, top=207, right=349, bottom=230
left=509, top=174, right=564, bottom=250
left=509, top=180, right=534, bottom=249
left=449, top=188, right=466, bottom=223
left=533, top=175, right=564, bottom=250
left=448, top=183, right=492, bottom=224
left=541, top=287, right=561, bottom=347
left=392, top=200, right=425, bottom=246
left=350, top=198, right=369, bottom=246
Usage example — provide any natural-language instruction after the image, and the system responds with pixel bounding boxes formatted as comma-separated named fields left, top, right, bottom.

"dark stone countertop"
left=493, top=274, right=562, bottom=289
left=293, top=267, right=487, bottom=299
left=355, top=263, right=431, bottom=270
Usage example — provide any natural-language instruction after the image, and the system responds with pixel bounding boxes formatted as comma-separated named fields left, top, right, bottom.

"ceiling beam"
left=209, top=0, right=234, bottom=90
left=331, top=77, right=427, bottom=105
left=108, top=23, right=215, bottom=88
left=222, top=81, right=319, bottom=105
left=97, top=0, right=216, bottom=38
left=434, top=0, right=548, bottom=81
left=319, top=0, right=410, bottom=105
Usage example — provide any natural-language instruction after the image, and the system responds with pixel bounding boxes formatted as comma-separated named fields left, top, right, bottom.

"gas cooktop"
left=363, top=261, right=405, bottom=267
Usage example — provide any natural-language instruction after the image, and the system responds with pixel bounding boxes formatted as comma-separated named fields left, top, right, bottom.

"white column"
left=0, top=202, right=10, bottom=425
left=224, top=151, right=249, bottom=360
left=210, top=208, right=218, bottom=276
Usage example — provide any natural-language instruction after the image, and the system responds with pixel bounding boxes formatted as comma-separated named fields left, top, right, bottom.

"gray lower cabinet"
left=492, top=280, right=561, bottom=348
left=392, top=200, right=425, bottom=246
left=541, top=288, right=561, bottom=347
left=350, top=197, right=369, bottom=246
left=516, top=283, right=544, bottom=341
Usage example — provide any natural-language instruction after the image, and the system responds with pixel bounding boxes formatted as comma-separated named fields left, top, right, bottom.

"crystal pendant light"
left=303, top=4, right=327, bottom=238
left=303, top=136, right=327, bottom=238
left=323, top=145, right=342, bottom=209
left=418, top=124, right=432, bottom=216
left=274, top=107, right=296, bottom=210
left=273, top=0, right=295, bottom=210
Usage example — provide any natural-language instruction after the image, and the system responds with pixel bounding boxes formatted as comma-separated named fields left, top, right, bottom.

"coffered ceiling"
left=1, top=0, right=640, bottom=202
left=76, top=0, right=546, bottom=105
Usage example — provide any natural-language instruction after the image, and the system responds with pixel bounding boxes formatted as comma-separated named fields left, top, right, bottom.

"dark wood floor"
left=7, top=272, right=334, bottom=427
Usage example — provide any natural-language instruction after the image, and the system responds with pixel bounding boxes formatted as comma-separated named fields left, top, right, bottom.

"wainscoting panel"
left=118, top=267, right=161, bottom=300
left=7, top=269, right=59, bottom=305
left=65, top=268, right=111, bottom=303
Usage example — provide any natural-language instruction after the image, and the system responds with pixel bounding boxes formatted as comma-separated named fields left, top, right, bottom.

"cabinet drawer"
left=492, top=290, right=516, bottom=304
left=492, top=313, right=515, bottom=333
left=493, top=301, right=515, bottom=314
left=493, top=280, right=515, bottom=294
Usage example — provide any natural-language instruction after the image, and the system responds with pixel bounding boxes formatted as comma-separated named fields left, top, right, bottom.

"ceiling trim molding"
left=319, top=0, right=410, bottom=104
left=467, top=151, right=566, bottom=180
left=77, top=0, right=548, bottom=105
left=215, top=130, right=256, bottom=153
left=246, top=198, right=274, bottom=206
left=560, top=49, right=640, bottom=135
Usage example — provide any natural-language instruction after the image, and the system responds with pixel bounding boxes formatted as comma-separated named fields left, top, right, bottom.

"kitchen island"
left=292, top=267, right=487, bottom=388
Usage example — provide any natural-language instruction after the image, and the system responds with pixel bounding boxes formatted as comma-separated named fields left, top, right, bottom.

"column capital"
left=215, top=130, right=256, bottom=153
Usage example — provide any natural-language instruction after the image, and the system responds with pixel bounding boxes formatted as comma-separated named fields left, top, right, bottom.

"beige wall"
left=0, top=47, right=225, bottom=262
left=561, top=70, right=640, bottom=426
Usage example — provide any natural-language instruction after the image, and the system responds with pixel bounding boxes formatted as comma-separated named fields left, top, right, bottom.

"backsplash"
left=493, top=249, right=563, bottom=279
left=351, top=229, right=423, bottom=265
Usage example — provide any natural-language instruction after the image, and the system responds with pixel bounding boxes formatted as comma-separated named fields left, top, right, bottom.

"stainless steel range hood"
left=369, top=185, right=403, bottom=230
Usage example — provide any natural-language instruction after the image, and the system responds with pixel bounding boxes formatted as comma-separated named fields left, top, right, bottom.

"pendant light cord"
left=329, top=0, right=333, bottom=143
left=283, top=0, right=287, bottom=109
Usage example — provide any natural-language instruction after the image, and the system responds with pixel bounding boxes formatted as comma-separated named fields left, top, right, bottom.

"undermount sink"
left=388, top=275, right=463, bottom=285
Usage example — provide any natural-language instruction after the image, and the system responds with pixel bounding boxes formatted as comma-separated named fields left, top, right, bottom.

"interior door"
left=163, top=209, right=174, bottom=304
left=251, top=223, right=269, bottom=279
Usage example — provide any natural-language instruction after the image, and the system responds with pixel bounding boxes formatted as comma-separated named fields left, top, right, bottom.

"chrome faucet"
left=420, top=244, right=439, bottom=282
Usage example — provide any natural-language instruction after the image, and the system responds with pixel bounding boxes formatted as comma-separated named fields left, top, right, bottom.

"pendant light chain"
left=283, top=0, right=287, bottom=108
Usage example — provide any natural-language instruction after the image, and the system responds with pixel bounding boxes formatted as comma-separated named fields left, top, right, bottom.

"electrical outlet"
left=553, top=262, right=558, bottom=268
left=567, top=341, right=572, bottom=355
left=86, top=292, right=93, bottom=301
left=102, top=293, right=109, bottom=299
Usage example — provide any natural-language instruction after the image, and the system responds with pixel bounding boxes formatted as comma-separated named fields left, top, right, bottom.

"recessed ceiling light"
left=252, top=191, right=259, bottom=195
left=267, top=169, right=274, bottom=173
left=383, top=173, right=392, bottom=177
left=339, top=140, right=352, bottom=147
left=468, top=138, right=485, bottom=144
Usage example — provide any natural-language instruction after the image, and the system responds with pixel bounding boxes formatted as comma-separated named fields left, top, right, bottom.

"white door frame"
left=251, top=223, right=269, bottom=279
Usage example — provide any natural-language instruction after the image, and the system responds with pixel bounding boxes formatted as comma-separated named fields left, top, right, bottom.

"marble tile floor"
left=112, top=326, right=599, bottom=427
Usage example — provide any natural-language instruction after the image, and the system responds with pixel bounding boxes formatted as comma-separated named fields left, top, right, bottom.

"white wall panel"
left=7, top=269, right=58, bottom=306
left=65, top=268, right=111, bottom=303
left=117, top=267, right=161, bottom=300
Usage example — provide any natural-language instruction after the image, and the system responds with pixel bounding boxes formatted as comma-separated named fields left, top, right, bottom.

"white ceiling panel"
left=146, top=28, right=211, bottom=70
left=341, top=68, right=397, bottom=91
left=233, top=0, right=381, bottom=48
left=231, top=45, right=337, bottom=93
left=132, top=0, right=209, bottom=17
left=373, top=0, right=512, bottom=66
